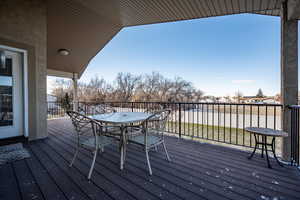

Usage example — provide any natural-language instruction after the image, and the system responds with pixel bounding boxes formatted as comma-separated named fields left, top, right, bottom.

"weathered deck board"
left=12, top=160, right=44, bottom=200
left=26, top=144, right=68, bottom=200
left=47, top=129, right=206, bottom=200
left=34, top=141, right=113, bottom=200
left=0, top=163, right=22, bottom=200
left=48, top=128, right=251, bottom=200
left=0, top=118, right=300, bottom=200
left=29, top=143, right=90, bottom=200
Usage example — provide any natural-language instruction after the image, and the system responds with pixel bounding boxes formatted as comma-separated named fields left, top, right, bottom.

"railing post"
left=290, top=106, right=300, bottom=166
left=131, top=102, right=134, bottom=112
left=72, top=73, right=79, bottom=112
left=179, top=103, right=182, bottom=139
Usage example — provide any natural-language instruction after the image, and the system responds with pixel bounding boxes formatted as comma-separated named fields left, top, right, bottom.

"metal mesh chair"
left=94, top=104, right=116, bottom=114
left=66, top=111, right=120, bottom=179
left=78, top=103, right=117, bottom=115
left=78, top=104, right=116, bottom=115
left=127, top=109, right=171, bottom=175
left=144, top=104, right=164, bottom=114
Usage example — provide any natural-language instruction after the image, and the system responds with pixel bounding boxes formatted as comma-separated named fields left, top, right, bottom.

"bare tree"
left=168, top=77, right=195, bottom=102
left=51, top=79, right=73, bottom=102
left=79, top=77, right=111, bottom=102
left=51, top=72, right=204, bottom=103
left=113, top=72, right=141, bottom=101
left=136, top=72, right=165, bottom=101
left=158, top=78, right=173, bottom=102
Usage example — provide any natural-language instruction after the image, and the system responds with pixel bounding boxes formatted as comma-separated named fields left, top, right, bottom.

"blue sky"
left=49, top=14, right=297, bottom=96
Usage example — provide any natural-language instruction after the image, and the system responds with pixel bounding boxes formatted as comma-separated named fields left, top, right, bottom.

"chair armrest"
left=102, top=124, right=122, bottom=130
left=124, top=125, right=143, bottom=129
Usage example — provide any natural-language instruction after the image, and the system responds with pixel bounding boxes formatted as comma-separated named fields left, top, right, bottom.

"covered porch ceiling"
left=47, top=0, right=299, bottom=78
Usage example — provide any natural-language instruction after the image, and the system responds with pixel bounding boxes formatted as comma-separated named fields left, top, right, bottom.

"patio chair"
left=127, top=109, right=171, bottom=175
left=94, top=104, right=116, bottom=114
left=92, top=104, right=122, bottom=138
left=144, top=104, right=164, bottom=114
left=124, top=104, right=164, bottom=137
left=66, top=111, right=120, bottom=180
left=77, top=104, right=116, bottom=115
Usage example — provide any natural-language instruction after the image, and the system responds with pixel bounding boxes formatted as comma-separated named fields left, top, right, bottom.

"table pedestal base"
left=248, top=134, right=283, bottom=168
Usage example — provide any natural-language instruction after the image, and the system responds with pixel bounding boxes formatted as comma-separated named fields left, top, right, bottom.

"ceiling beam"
left=47, top=69, right=74, bottom=79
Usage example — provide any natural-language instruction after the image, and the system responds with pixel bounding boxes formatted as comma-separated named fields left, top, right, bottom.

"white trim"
left=23, top=51, right=28, bottom=138
left=0, top=45, right=29, bottom=138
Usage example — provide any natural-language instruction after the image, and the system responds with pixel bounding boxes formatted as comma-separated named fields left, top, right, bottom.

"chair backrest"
left=144, top=104, right=164, bottom=114
left=77, top=106, right=87, bottom=115
left=144, top=109, right=171, bottom=139
left=76, top=104, right=116, bottom=115
left=94, top=104, right=116, bottom=114
left=66, top=110, right=99, bottom=148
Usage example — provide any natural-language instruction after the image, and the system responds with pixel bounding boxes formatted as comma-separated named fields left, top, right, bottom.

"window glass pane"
left=0, top=58, right=13, bottom=126
left=0, top=76, right=12, bottom=86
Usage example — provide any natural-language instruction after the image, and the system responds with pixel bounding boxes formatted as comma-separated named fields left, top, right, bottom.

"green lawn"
left=166, top=121, right=282, bottom=153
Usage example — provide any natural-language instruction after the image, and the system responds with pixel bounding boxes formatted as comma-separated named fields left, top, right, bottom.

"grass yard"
left=166, top=121, right=283, bottom=154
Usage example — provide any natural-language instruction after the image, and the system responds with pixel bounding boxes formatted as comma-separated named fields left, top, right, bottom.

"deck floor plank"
left=42, top=139, right=183, bottom=200
left=48, top=127, right=252, bottom=200
left=35, top=141, right=113, bottom=200
left=47, top=130, right=206, bottom=200
left=44, top=133, right=138, bottom=200
left=49, top=123, right=300, bottom=198
left=47, top=131, right=195, bottom=200
left=30, top=143, right=91, bottom=200
left=49, top=119, right=300, bottom=200
left=13, top=159, right=45, bottom=200
left=167, top=136, right=299, bottom=177
left=0, top=163, right=22, bottom=200
left=25, top=146, right=68, bottom=200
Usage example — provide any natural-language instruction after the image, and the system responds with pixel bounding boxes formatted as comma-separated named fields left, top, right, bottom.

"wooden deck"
left=1, top=119, right=300, bottom=200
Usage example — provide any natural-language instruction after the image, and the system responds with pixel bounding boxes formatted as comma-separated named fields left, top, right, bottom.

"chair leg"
left=88, top=149, right=98, bottom=180
left=162, top=141, right=171, bottom=162
left=123, top=143, right=127, bottom=162
left=145, top=148, right=152, bottom=175
left=69, top=148, right=79, bottom=167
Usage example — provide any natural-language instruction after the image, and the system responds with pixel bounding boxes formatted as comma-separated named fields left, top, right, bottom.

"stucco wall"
left=0, top=0, right=47, bottom=140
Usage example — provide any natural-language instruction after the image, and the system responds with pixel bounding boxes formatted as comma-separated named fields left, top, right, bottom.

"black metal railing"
left=289, top=105, right=300, bottom=166
left=47, top=101, right=73, bottom=119
left=48, top=101, right=282, bottom=149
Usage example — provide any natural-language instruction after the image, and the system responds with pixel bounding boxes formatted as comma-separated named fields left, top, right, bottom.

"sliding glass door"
left=0, top=50, right=23, bottom=138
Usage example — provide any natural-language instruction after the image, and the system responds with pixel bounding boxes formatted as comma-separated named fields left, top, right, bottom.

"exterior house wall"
left=0, top=0, right=47, bottom=140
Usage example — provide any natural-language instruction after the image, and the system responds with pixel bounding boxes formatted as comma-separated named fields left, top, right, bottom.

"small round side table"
left=245, top=127, right=288, bottom=168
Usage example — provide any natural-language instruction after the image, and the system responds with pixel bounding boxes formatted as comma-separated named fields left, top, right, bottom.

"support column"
left=281, top=1, right=298, bottom=161
left=72, top=73, right=79, bottom=112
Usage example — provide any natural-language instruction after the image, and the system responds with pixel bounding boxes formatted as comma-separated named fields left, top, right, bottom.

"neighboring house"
left=240, top=96, right=277, bottom=104
left=262, top=99, right=280, bottom=104
left=215, top=96, right=233, bottom=103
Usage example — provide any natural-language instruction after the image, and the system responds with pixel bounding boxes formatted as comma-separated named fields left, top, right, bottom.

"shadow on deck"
left=1, top=119, right=300, bottom=200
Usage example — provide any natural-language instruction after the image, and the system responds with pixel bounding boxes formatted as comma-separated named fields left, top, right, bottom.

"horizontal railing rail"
left=48, top=101, right=283, bottom=149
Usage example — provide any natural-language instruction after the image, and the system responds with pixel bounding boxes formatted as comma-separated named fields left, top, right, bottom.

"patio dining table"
left=91, top=112, right=152, bottom=170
